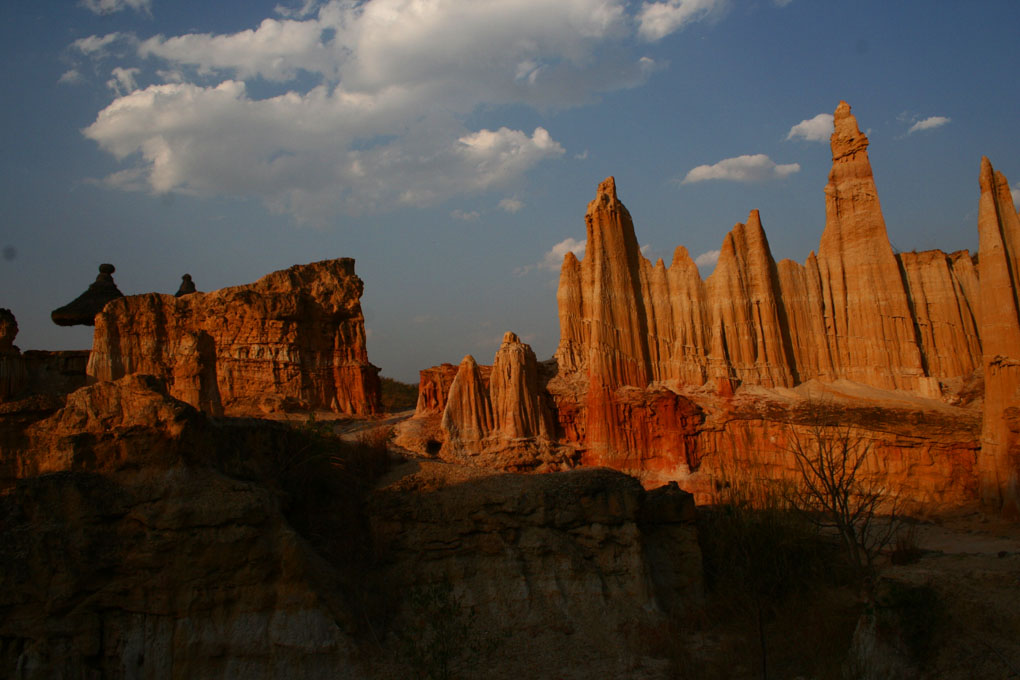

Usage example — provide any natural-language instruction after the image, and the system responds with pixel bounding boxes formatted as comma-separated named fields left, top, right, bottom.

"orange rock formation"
left=87, top=258, right=381, bottom=416
left=423, top=101, right=1019, bottom=512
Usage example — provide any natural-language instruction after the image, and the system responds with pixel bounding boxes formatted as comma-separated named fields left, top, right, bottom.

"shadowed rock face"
left=87, top=258, right=381, bottom=416
left=51, top=263, right=125, bottom=326
left=175, top=273, right=197, bottom=296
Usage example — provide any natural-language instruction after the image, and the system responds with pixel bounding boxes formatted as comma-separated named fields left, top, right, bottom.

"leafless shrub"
left=786, top=413, right=901, bottom=573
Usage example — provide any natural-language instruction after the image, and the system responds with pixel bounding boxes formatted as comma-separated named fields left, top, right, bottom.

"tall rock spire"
left=574, top=177, right=651, bottom=389
left=977, top=157, right=1020, bottom=513
left=816, top=101, right=925, bottom=390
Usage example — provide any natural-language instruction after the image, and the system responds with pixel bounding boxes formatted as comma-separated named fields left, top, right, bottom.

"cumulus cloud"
left=907, top=116, right=951, bottom=134
left=637, top=0, right=728, bottom=42
left=72, top=33, right=128, bottom=57
left=275, top=0, right=320, bottom=18
left=59, top=69, right=84, bottom=85
left=1012, top=183, right=1020, bottom=209
left=694, top=249, right=720, bottom=268
left=681, top=154, right=800, bottom=183
left=79, top=0, right=661, bottom=223
left=451, top=209, right=480, bottom=221
left=517, top=237, right=586, bottom=275
left=106, top=67, right=140, bottom=95
left=499, top=197, right=524, bottom=213
left=81, top=0, right=151, bottom=15
left=786, top=113, right=833, bottom=142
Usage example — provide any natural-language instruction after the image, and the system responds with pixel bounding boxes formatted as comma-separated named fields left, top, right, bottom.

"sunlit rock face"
left=87, top=258, right=381, bottom=417
left=976, top=156, right=1020, bottom=513
left=421, top=102, right=1019, bottom=513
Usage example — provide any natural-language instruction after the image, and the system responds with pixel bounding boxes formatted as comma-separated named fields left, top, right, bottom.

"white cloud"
left=907, top=116, right=951, bottom=134
left=682, top=154, right=800, bottom=183
left=72, top=33, right=127, bottom=57
left=1012, top=183, right=1020, bottom=209
left=694, top=249, right=720, bottom=268
left=451, top=209, right=480, bottom=221
left=499, top=197, right=524, bottom=213
left=81, top=0, right=151, bottom=15
left=637, top=0, right=728, bottom=42
left=59, top=69, right=84, bottom=85
left=275, top=0, right=320, bottom=18
left=786, top=113, right=833, bottom=143
left=106, top=67, right=140, bottom=95
left=80, top=0, right=656, bottom=223
left=517, top=236, right=586, bottom=275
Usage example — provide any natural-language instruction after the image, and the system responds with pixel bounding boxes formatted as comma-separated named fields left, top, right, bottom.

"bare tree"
left=787, top=414, right=899, bottom=572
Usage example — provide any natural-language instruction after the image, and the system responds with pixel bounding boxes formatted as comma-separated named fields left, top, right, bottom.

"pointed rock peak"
left=588, top=176, right=622, bottom=214
left=459, top=354, right=479, bottom=370
left=501, top=331, right=521, bottom=345
left=979, top=156, right=1010, bottom=194
left=671, top=245, right=695, bottom=268
left=831, top=100, right=868, bottom=160
left=655, top=257, right=665, bottom=269
left=562, top=250, right=580, bottom=268
left=746, top=209, right=763, bottom=231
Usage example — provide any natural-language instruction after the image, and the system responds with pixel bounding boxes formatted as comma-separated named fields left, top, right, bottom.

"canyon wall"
left=423, top=101, right=1019, bottom=512
left=87, top=258, right=381, bottom=417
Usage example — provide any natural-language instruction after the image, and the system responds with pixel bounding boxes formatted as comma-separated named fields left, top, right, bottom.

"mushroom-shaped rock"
left=51, top=264, right=124, bottom=326
left=175, top=273, right=197, bottom=297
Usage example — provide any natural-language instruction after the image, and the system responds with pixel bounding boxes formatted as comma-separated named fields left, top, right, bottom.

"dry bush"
left=786, top=411, right=901, bottom=573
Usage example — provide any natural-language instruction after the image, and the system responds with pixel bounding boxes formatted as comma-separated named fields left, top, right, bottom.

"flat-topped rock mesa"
left=413, top=101, right=1019, bottom=512
left=87, top=258, right=381, bottom=416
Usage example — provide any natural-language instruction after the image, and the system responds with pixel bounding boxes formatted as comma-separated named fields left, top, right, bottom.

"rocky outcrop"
left=50, top=263, right=124, bottom=326
left=396, top=333, right=572, bottom=471
left=0, top=309, right=88, bottom=404
left=0, top=309, right=25, bottom=401
left=554, top=103, right=982, bottom=400
left=814, top=102, right=927, bottom=392
left=1, top=375, right=705, bottom=679
left=416, top=101, right=1017, bottom=512
left=369, top=464, right=701, bottom=677
left=976, top=157, right=1020, bottom=513
left=87, top=258, right=381, bottom=416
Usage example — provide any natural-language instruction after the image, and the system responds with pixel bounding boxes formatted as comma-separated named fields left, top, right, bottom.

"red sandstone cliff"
left=87, top=258, right=381, bottom=416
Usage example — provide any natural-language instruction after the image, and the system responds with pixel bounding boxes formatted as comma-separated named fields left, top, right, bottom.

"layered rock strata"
left=87, top=258, right=381, bottom=416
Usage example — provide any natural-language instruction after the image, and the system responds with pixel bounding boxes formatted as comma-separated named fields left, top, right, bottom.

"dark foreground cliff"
left=0, top=376, right=703, bottom=679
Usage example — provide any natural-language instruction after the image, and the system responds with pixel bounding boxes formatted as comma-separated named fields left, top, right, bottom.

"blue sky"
left=2, top=0, right=1018, bottom=382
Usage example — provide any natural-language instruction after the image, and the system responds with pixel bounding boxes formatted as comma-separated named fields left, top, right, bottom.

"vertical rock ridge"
left=490, top=331, right=551, bottom=441
left=440, top=354, right=493, bottom=449
left=578, top=176, right=652, bottom=389
left=977, top=157, right=1020, bottom=512
left=817, top=101, right=925, bottom=390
